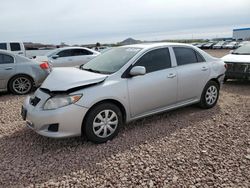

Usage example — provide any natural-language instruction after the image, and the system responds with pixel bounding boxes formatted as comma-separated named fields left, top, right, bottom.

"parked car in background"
left=224, top=41, right=239, bottom=49
left=238, top=41, right=250, bottom=47
left=0, top=50, right=50, bottom=94
left=221, top=41, right=230, bottom=49
left=22, top=43, right=226, bottom=143
left=34, top=47, right=100, bottom=67
left=222, top=44, right=250, bottom=81
left=0, top=42, right=26, bottom=56
left=196, top=43, right=206, bottom=48
left=202, top=42, right=215, bottom=49
left=213, top=41, right=227, bottom=49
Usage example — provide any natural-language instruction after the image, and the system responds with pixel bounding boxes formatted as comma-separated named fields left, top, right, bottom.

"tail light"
left=40, top=61, right=50, bottom=69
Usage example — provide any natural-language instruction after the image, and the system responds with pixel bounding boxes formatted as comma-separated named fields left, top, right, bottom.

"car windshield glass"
left=232, top=44, right=250, bottom=55
left=46, top=49, right=60, bottom=57
left=81, top=47, right=142, bottom=74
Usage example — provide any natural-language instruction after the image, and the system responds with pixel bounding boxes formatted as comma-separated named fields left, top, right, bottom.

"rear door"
left=173, top=46, right=210, bottom=103
left=127, top=47, right=177, bottom=117
left=0, top=53, right=16, bottom=89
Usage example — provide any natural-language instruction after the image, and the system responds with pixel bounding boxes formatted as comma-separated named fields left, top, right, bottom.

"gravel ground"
left=0, top=50, right=249, bottom=187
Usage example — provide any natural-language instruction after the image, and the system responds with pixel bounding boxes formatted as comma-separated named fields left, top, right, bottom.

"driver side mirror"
left=52, top=55, right=59, bottom=59
left=130, top=66, right=146, bottom=77
left=229, top=50, right=234, bottom=54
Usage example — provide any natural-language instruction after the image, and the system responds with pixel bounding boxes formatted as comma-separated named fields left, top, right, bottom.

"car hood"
left=222, top=54, right=250, bottom=63
left=40, top=67, right=108, bottom=92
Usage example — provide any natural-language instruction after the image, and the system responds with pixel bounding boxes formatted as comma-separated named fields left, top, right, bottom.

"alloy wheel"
left=12, top=77, right=32, bottom=94
left=205, top=85, right=218, bottom=105
left=93, top=110, right=118, bottom=138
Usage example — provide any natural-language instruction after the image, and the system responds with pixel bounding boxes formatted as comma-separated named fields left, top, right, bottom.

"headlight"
left=43, top=94, right=82, bottom=110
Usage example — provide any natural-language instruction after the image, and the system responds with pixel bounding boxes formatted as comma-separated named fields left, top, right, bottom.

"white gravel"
left=0, top=50, right=249, bottom=187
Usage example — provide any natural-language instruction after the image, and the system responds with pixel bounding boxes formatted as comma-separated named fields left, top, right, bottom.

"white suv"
left=0, top=42, right=26, bottom=56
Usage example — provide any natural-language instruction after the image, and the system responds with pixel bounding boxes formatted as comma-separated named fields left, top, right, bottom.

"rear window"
left=0, top=43, right=7, bottom=50
left=10, top=43, right=21, bottom=51
left=0, top=54, right=14, bottom=64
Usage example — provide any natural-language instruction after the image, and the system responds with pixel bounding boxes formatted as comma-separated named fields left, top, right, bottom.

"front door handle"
left=201, top=67, right=208, bottom=71
left=5, top=67, right=13, bottom=70
left=167, top=73, right=176, bottom=78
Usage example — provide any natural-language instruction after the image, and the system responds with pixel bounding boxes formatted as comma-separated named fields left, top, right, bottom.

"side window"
left=135, top=48, right=172, bottom=73
left=0, top=54, right=14, bottom=64
left=57, top=50, right=73, bottom=57
left=10, top=43, right=21, bottom=51
left=72, top=49, right=93, bottom=56
left=0, top=43, right=7, bottom=50
left=173, top=47, right=204, bottom=66
left=196, top=52, right=205, bottom=62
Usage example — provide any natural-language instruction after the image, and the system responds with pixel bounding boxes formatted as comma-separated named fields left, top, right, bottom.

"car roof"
left=121, top=42, right=194, bottom=50
left=57, top=46, right=91, bottom=50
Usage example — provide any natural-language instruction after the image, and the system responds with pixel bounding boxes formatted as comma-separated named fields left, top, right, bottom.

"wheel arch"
left=208, top=78, right=220, bottom=88
left=7, top=73, right=35, bottom=90
left=81, top=99, right=127, bottom=133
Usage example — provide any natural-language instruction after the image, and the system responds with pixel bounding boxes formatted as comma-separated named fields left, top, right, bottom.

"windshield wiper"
left=81, top=68, right=101, bottom=73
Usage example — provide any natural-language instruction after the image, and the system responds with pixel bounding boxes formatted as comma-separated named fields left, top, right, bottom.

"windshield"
left=216, top=41, right=224, bottom=45
left=46, top=49, right=60, bottom=57
left=232, top=44, right=250, bottom=55
left=81, top=47, right=142, bottom=74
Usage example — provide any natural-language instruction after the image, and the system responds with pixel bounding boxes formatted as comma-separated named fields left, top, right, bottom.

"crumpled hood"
left=40, top=67, right=107, bottom=92
left=222, top=54, right=250, bottom=63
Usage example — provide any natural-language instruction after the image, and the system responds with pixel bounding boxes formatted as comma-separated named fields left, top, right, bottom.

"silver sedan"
left=22, top=43, right=226, bottom=143
left=0, top=50, right=50, bottom=95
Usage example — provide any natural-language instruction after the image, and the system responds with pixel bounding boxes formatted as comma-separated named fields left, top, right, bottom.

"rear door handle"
left=5, top=67, right=13, bottom=70
left=167, top=73, right=176, bottom=78
left=201, top=67, right=208, bottom=71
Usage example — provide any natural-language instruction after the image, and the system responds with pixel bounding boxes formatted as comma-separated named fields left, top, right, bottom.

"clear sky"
left=0, top=0, right=249, bottom=44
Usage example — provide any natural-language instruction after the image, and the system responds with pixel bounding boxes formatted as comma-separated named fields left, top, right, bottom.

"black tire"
left=199, top=80, right=220, bottom=109
left=9, top=75, right=33, bottom=95
left=83, top=103, right=123, bottom=144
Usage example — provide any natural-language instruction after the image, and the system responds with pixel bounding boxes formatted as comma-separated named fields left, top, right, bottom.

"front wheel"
left=83, top=103, right=123, bottom=144
left=199, top=81, right=220, bottom=109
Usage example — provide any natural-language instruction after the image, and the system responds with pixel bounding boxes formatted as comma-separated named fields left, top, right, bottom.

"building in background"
left=233, top=28, right=250, bottom=40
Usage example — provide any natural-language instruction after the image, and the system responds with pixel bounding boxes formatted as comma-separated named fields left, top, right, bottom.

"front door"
left=127, top=48, right=178, bottom=117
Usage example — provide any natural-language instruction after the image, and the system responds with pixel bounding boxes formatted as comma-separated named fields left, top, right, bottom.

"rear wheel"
left=9, top=75, right=33, bottom=95
left=83, top=103, right=123, bottom=144
left=199, top=81, right=219, bottom=109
